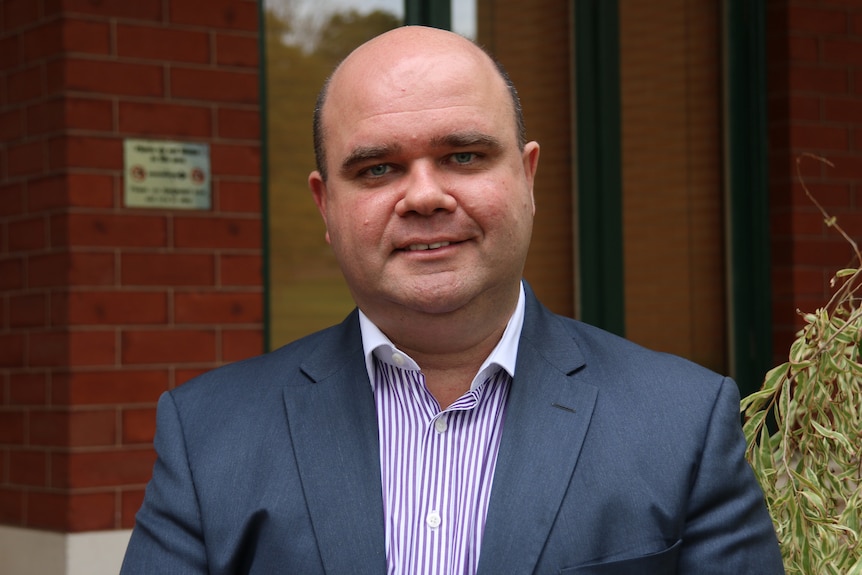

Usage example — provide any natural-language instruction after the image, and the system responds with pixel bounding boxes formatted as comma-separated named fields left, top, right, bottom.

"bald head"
left=312, top=26, right=526, bottom=181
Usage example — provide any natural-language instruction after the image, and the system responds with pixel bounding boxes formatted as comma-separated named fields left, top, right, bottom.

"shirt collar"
left=359, top=282, right=526, bottom=391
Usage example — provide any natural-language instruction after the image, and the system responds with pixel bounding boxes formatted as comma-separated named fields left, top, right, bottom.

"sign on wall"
left=124, top=139, right=211, bottom=210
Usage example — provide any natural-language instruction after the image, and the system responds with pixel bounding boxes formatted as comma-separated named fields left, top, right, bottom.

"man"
left=121, top=26, right=784, bottom=574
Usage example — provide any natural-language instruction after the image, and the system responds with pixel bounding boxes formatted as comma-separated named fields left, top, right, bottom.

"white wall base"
left=0, top=526, right=132, bottom=575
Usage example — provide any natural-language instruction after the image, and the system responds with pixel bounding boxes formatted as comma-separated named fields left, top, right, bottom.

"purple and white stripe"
left=374, top=359, right=511, bottom=575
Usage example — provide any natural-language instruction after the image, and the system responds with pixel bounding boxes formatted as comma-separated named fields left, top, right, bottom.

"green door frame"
left=572, top=0, right=771, bottom=394
left=573, top=0, right=625, bottom=336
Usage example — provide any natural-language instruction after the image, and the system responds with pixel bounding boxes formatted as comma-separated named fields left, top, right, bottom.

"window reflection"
left=265, top=0, right=402, bottom=349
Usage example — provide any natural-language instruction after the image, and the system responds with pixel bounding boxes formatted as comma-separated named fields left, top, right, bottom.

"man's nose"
left=394, top=162, right=458, bottom=216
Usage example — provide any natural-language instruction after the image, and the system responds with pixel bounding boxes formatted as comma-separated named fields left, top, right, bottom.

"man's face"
left=309, top=31, right=540, bottom=326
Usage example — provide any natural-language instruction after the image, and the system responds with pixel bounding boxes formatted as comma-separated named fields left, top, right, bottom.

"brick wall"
left=0, top=0, right=262, bottom=533
left=768, top=0, right=862, bottom=360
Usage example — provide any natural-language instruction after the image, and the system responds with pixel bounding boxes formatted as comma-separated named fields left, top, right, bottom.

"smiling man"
left=121, top=26, right=784, bottom=574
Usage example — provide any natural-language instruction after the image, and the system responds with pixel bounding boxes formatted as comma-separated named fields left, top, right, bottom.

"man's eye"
left=367, top=164, right=389, bottom=177
left=452, top=152, right=475, bottom=164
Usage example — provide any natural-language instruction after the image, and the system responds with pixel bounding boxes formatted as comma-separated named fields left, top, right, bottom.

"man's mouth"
left=406, top=241, right=451, bottom=251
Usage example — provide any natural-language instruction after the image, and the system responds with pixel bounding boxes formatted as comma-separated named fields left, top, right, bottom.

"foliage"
left=741, top=154, right=862, bottom=574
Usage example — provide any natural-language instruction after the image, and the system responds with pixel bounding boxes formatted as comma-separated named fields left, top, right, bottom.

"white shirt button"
left=391, top=352, right=406, bottom=366
left=426, top=510, right=441, bottom=529
left=434, top=417, right=448, bottom=433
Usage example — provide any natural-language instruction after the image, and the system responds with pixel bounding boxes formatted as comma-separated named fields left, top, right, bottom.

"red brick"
left=9, top=372, right=49, bottom=406
left=3, top=0, right=40, bottom=30
left=0, top=334, right=25, bottom=368
left=216, top=107, right=259, bottom=140
left=70, top=330, right=117, bottom=367
left=0, top=257, right=25, bottom=290
left=218, top=179, right=260, bottom=212
left=27, top=331, right=67, bottom=367
left=51, top=136, right=123, bottom=171
left=788, top=34, right=818, bottom=63
left=171, top=67, right=258, bottom=104
left=9, top=292, right=47, bottom=328
left=827, top=153, right=862, bottom=180
left=788, top=5, right=847, bottom=34
left=0, top=108, right=25, bottom=140
left=29, top=252, right=116, bottom=288
left=118, top=101, right=212, bottom=138
left=52, top=0, right=163, bottom=21
left=0, top=411, right=26, bottom=444
left=51, top=58, right=164, bottom=97
left=0, top=183, right=25, bottom=217
left=24, top=491, right=65, bottom=530
left=66, top=97, right=115, bottom=132
left=0, top=488, right=25, bottom=524
left=64, top=290, right=168, bottom=325
left=823, top=38, right=862, bottom=66
left=31, top=409, right=117, bottom=447
left=121, top=253, right=215, bottom=286
left=220, top=254, right=262, bottom=286
left=6, top=140, right=46, bottom=177
left=67, top=491, right=117, bottom=531
left=174, top=215, right=261, bottom=249
left=28, top=330, right=116, bottom=367
left=170, top=0, right=258, bottom=31
left=790, top=65, right=848, bottom=94
left=0, top=35, right=20, bottom=71
left=54, top=213, right=167, bottom=248
left=222, top=328, right=263, bottom=361
left=27, top=490, right=117, bottom=531
left=123, top=329, right=217, bottom=364
left=117, top=24, right=209, bottom=63
left=67, top=173, right=115, bottom=208
left=20, top=21, right=64, bottom=62
left=26, top=175, right=66, bottom=211
left=62, top=18, right=111, bottom=55
left=54, top=449, right=157, bottom=488
left=53, top=369, right=168, bottom=406
left=215, top=32, right=259, bottom=68
left=122, top=407, right=156, bottom=444
left=174, top=291, right=262, bottom=324
left=26, top=98, right=64, bottom=136
left=121, top=488, right=146, bottom=527
left=9, top=450, right=47, bottom=487
left=823, top=97, right=862, bottom=124
left=7, top=65, right=44, bottom=103
left=211, top=143, right=260, bottom=177
left=9, top=216, right=48, bottom=251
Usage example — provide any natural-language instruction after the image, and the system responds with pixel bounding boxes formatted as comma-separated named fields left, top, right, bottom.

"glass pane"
left=619, top=0, right=727, bottom=372
left=264, top=0, right=402, bottom=349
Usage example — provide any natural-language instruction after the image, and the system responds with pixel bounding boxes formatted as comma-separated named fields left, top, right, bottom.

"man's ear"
left=308, top=171, right=331, bottom=244
left=522, top=141, right=540, bottom=215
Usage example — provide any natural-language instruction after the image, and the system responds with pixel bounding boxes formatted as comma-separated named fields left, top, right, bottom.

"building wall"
left=0, top=0, right=262, bottom=569
left=768, top=0, right=862, bottom=361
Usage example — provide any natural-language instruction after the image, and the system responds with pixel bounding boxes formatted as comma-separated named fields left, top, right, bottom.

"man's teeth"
left=407, top=241, right=450, bottom=251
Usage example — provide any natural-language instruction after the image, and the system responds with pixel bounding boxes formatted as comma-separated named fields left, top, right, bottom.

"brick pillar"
left=767, top=0, right=862, bottom=362
left=0, top=0, right=262, bottom=571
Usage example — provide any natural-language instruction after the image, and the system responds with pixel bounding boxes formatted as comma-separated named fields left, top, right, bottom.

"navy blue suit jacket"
left=121, top=286, right=784, bottom=574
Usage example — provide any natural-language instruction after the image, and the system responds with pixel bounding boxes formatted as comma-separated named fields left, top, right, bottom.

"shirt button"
left=434, top=417, right=448, bottom=433
left=426, top=510, right=441, bottom=529
left=391, top=352, right=405, bottom=366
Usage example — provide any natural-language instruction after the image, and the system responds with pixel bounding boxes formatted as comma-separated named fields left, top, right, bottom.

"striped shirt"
left=359, top=284, right=525, bottom=575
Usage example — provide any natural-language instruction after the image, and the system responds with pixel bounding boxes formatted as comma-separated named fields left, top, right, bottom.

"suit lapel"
left=282, top=312, right=387, bottom=575
left=477, top=289, right=598, bottom=575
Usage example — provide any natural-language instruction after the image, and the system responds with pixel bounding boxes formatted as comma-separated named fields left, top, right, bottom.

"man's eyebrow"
left=339, top=143, right=402, bottom=176
left=431, top=131, right=504, bottom=151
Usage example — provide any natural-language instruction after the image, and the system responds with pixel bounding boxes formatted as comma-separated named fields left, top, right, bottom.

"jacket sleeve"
left=678, top=377, right=785, bottom=573
left=120, top=391, right=209, bottom=574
